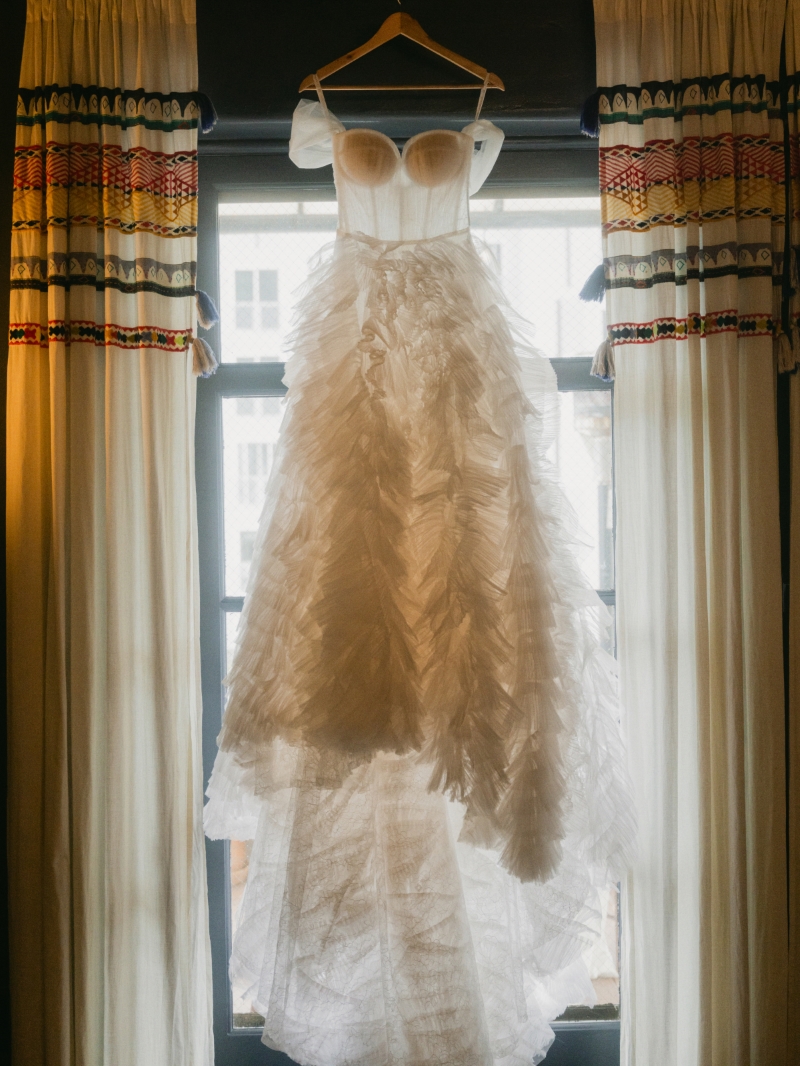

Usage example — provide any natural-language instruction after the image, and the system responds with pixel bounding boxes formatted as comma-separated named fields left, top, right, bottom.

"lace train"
left=216, top=747, right=607, bottom=1066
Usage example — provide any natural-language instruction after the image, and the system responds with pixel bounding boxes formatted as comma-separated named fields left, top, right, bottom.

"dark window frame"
left=196, top=150, right=618, bottom=1066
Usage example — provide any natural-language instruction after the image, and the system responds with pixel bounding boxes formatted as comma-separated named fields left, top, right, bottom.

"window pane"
left=562, top=885, right=619, bottom=1019
left=224, top=612, right=240, bottom=692
left=235, top=304, right=253, bottom=330
left=602, top=603, right=616, bottom=658
left=593, top=886, right=620, bottom=1010
left=230, top=835, right=264, bottom=1028
left=471, top=197, right=604, bottom=360
left=551, top=390, right=614, bottom=590
left=234, top=269, right=253, bottom=302
left=219, top=201, right=335, bottom=362
left=259, top=269, right=278, bottom=301
left=222, top=609, right=267, bottom=1029
left=240, top=531, right=256, bottom=563
left=222, top=396, right=284, bottom=596
left=218, top=197, right=603, bottom=364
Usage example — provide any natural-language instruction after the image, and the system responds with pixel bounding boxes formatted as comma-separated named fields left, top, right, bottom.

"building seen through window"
left=233, top=268, right=280, bottom=334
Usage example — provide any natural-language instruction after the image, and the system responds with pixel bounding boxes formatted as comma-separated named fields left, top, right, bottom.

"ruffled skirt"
left=205, top=230, right=635, bottom=1065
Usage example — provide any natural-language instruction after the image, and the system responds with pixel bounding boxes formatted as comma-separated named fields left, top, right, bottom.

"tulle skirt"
left=205, top=230, right=635, bottom=1065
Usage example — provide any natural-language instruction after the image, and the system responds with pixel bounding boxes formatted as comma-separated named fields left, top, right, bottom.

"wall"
left=196, top=0, right=600, bottom=190
left=197, top=0, right=597, bottom=130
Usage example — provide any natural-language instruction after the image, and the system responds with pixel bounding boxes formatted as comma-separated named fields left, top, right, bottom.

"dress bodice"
left=288, top=99, right=504, bottom=242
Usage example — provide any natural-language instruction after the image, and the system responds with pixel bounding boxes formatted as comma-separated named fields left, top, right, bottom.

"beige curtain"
left=614, top=348, right=786, bottom=1066
left=7, top=2, right=212, bottom=1064
left=592, top=2, right=789, bottom=1064
left=790, top=373, right=800, bottom=1065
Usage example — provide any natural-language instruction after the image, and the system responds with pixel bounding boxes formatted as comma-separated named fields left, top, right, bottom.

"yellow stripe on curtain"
left=6, top=3, right=212, bottom=1065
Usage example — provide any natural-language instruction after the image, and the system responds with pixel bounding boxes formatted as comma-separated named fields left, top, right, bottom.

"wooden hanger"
left=298, top=13, right=504, bottom=93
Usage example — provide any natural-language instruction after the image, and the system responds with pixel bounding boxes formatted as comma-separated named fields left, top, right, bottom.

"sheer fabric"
left=6, top=3, right=212, bottom=1065
left=593, top=2, right=789, bottom=1064
left=206, top=98, right=635, bottom=1065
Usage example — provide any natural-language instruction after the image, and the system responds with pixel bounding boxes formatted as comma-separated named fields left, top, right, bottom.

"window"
left=240, top=531, right=256, bottom=563
left=237, top=442, right=271, bottom=504
left=258, top=270, right=279, bottom=329
left=197, top=182, right=619, bottom=1066
left=234, top=269, right=254, bottom=328
left=232, top=268, right=280, bottom=340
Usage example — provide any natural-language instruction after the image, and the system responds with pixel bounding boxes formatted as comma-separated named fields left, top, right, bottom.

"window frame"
left=196, top=153, right=619, bottom=1066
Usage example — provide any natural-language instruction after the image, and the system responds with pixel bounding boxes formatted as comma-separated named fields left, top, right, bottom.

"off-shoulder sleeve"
left=462, top=119, right=505, bottom=196
left=288, top=99, right=346, bottom=169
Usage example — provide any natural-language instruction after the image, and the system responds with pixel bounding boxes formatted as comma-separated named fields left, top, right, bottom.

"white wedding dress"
left=205, top=91, right=636, bottom=1066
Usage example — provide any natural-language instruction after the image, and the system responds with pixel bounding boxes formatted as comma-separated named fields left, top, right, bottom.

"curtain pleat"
left=593, top=2, right=789, bottom=1064
left=6, top=3, right=212, bottom=1065
left=789, top=374, right=800, bottom=1064
left=774, top=9, right=800, bottom=1059
left=614, top=342, right=787, bottom=1066
left=614, top=341, right=787, bottom=1066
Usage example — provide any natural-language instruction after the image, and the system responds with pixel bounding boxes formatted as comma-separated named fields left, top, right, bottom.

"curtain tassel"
left=197, top=92, right=218, bottom=134
left=580, top=89, right=601, bottom=138
left=591, top=333, right=615, bottom=382
left=196, top=288, right=220, bottom=329
left=192, top=337, right=218, bottom=378
left=776, top=330, right=799, bottom=374
left=193, top=289, right=220, bottom=376
left=579, top=264, right=606, bottom=303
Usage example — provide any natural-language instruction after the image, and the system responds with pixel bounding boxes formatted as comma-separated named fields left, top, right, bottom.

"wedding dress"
left=205, top=86, right=636, bottom=1066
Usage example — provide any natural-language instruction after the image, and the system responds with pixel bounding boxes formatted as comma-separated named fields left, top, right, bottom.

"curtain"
left=785, top=6, right=800, bottom=1061
left=6, top=3, right=212, bottom=1065
left=592, top=2, right=789, bottom=1065
left=789, top=373, right=800, bottom=1064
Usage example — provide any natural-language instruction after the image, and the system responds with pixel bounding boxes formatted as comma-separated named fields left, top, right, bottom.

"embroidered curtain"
left=595, top=0, right=787, bottom=373
left=593, top=2, right=789, bottom=1065
left=7, top=2, right=212, bottom=1064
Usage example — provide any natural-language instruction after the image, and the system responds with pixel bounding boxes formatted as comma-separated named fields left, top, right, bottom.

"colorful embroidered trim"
left=17, top=84, right=202, bottom=132
left=11, top=253, right=196, bottom=297
left=9, top=320, right=192, bottom=352
left=11, top=76, right=198, bottom=368
left=597, top=74, right=778, bottom=125
left=606, top=242, right=774, bottom=289
left=13, top=143, right=197, bottom=236
left=600, top=134, right=781, bottom=229
left=597, top=63, right=786, bottom=356
left=607, top=312, right=775, bottom=345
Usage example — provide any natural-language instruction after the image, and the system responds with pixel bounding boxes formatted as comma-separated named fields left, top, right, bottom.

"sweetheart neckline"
left=334, top=127, right=471, bottom=162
